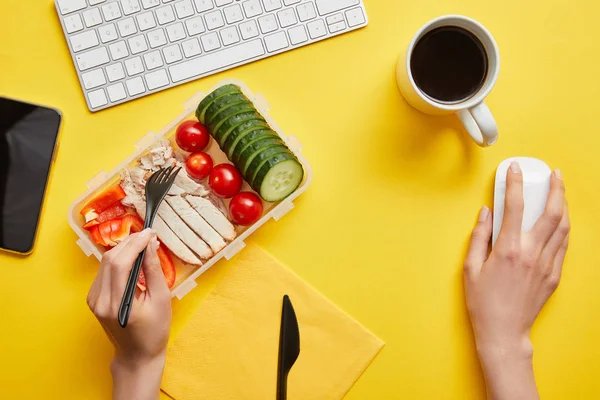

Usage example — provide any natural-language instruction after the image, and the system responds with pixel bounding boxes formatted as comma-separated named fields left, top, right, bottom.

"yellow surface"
left=0, top=0, right=599, bottom=398
left=161, top=244, right=383, bottom=400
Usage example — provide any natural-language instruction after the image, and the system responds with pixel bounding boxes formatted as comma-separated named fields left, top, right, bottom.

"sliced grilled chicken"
left=140, top=140, right=173, bottom=170
left=174, top=169, right=210, bottom=196
left=121, top=169, right=202, bottom=265
left=186, top=195, right=236, bottom=241
left=157, top=202, right=213, bottom=259
left=166, top=195, right=226, bottom=253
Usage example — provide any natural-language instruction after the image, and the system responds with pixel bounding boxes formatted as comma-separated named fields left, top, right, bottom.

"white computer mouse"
left=492, top=157, right=552, bottom=246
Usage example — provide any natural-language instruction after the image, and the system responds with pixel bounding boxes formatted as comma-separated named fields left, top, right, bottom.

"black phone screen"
left=0, top=97, right=61, bottom=254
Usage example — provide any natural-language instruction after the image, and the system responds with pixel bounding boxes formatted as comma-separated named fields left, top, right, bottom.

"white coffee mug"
left=396, top=15, right=500, bottom=147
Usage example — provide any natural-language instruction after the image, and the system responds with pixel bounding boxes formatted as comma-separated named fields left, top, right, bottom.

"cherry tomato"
left=176, top=120, right=210, bottom=152
left=186, top=152, right=213, bottom=180
left=229, top=192, right=263, bottom=226
left=209, top=164, right=243, bottom=198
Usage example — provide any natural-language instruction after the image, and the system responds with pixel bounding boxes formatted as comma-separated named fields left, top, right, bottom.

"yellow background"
left=1, top=0, right=599, bottom=398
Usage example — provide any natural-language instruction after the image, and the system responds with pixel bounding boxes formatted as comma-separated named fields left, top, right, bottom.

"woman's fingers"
left=464, top=206, right=493, bottom=279
left=496, top=161, right=524, bottom=249
left=551, top=234, right=570, bottom=282
left=531, top=170, right=566, bottom=246
left=141, top=238, right=169, bottom=296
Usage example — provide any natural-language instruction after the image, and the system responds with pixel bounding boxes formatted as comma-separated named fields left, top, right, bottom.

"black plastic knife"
left=277, top=295, right=300, bottom=400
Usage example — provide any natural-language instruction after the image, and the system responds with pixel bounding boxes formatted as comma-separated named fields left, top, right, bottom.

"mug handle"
left=457, top=102, right=499, bottom=147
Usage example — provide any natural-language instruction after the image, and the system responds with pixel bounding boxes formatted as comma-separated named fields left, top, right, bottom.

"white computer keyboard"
left=54, top=0, right=368, bottom=112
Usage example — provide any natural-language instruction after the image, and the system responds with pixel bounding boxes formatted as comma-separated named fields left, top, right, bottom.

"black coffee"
left=410, top=26, right=488, bottom=103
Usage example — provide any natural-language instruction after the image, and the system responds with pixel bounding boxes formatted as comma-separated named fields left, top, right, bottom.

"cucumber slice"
left=196, top=85, right=242, bottom=123
left=236, top=136, right=284, bottom=172
left=214, top=113, right=265, bottom=146
left=223, top=121, right=271, bottom=159
left=232, top=130, right=279, bottom=165
left=203, top=93, right=248, bottom=125
left=208, top=104, right=257, bottom=137
left=243, top=145, right=289, bottom=182
left=206, top=99, right=251, bottom=127
left=253, top=156, right=304, bottom=202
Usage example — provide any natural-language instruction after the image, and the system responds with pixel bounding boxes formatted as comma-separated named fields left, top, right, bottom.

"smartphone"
left=0, top=97, right=61, bottom=255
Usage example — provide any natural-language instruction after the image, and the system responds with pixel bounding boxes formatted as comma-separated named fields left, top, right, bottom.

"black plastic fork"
left=118, top=166, right=181, bottom=328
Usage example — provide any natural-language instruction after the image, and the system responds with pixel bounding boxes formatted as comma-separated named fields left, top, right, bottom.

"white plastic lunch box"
left=68, top=80, right=312, bottom=300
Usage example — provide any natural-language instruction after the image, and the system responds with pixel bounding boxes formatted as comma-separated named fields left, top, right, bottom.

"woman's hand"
left=464, top=162, right=570, bottom=400
left=87, top=229, right=172, bottom=400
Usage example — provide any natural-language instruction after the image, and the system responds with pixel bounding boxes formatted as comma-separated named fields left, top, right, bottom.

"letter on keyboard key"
left=145, top=69, right=170, bottom=90
left=315, top=0, right=358, bottom=15
left=296, top=2, right=316, bottom=22
left=126, top=76, right=146, bottom=95
left=57, top=0, right=87, bottom=15
left=169, top=39, right=265, bottom=82
left=137, top=11, right=157, bottom=30
left=182, top=38, right=202, bottom=57
left=76, top=47, right=110, bottom=71
left=148, top=28, right=168, bottom=48
left=262, top=0, right=282, bottom=12
left=345, top=7, right=365, bottom=27
left=194, top=0, right=214, bottom=13
left=156, top=5, right=176, bottom=25
left=106, top=62, right=126, bottom=81
left=201, top=32, right=221, bottom=51
left=307, top=19, right=326, bottom=39
left=141, top=0, right=160, bottom=8
left=175, top=0, right=195, bottom=18
left=144, top=50, right=164, bottom=70
left=163, top=44, right=183, bottom=63
left=88, top=88, right=108, bottom=108
left=239, top=20, right=259, bottom=39
left=185, top=16, right=206, bottom=36
left=70, top=30, right=99, bottom=52
left=264, top=31, right=289, bottom=52
left=82, top=68, right=107, bottom=89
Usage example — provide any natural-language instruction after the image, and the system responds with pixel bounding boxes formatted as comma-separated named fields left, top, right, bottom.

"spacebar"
left=169, top=39, right=266, bottom=83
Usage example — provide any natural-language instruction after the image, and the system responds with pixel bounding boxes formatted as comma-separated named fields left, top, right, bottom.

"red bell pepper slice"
left=89, top=226, right=108, bottom=247
left=83, top=203, right=127, bottom=229
left=137, top=245, right=176, bottom=290
left=80, top=184, right=126, bottom=222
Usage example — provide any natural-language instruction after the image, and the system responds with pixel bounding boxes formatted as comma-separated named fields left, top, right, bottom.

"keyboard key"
left=88, top=88, right=108, bottom=108
left=163, top=44, right=183, bottom=63
left=215, top=0, right=233, bottom=5
left=258, top=14, right=277, bottom=33
left=156, top=5, right=176, bottom=24
left=109, top=40, right=129, bottom=59
left=128, top=35, right=149, bottom=54
left=64, top=14, right=84, bottom=33
left=144, top=50, right=164, bottom=69
left=328, top=20, right=346, bottom=33
left=145, top=69, right=170, bottom=89
left=224, top=4, right=243, bottom=24
left=125, top=56, right=145, bottom=75
left=182, top=38, right=202, bottom=57
left=169, top=39, right=264, bottom=82
left=175, top=0, right=195, bottom=18
left=277, top=8, right=297, bottom=27
left=220, top=26, right=240, bottom=46
left=121, top=0, right=141, bottom=15
left=167, top=22, right=186, bottom=41
left=148, top=28, right=168, bottom=47
left=315, top=0, right=357, bottom=15
left=99, top=23, right=118, bottom=43
left=264, top=31, right=288, bottom=52
left=345, top=7, right=365, bottom=27
left=307, top=19, right=326, bottom=38
left=126, top=76, right=146, bottom=95
left=326, top=13, right=343, bottom=25
left=194, top=0, right=214, bottom=13
left=141, top=0, right=160, bottom=8
left=83, top=8, right=103, bottom=27
left=102, top=2, right=122, bottom=21
left=200, top=32, right=220, bottom=51
left=82, top=68, right=107, bottom=89
left=239, top=20, right=259, bottom=39
left=185, top=16, right=206, bottom=36
left=56, top=0, right=87, bottom=15
left=107, top=82, right=127, bottom=101
left=205, top=10, right=224, bottom=30
left=118, top=17, right=138, bottom=36
left=288, top=25, right=307, bottom=45
left=106, top=62, right=126, bottom=81
left=70, top=30, right=99, bottom=52
left=283, top=0, right=300, bottom=4
left=137, top=11, right=157, bottom=30
left=76, top=47, right=110, bottom=70
left=242, top=0, right=262, bottom=18
left=89, top=0, right=106, bottom=5
left=296, top=2, right=316, bottom=21
left=262, top=0, right=281, bottom=12
left=164, top=0, right=175, bottom=2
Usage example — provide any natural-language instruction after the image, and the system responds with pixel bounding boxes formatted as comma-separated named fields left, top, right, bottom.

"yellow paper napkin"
left=161, top=244, right=384, bottom=400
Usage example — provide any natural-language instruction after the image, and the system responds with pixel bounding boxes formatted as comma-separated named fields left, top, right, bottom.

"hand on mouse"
left=87, top=229, right=172, bottom=400
left=464, top=162, right=570, bottom=400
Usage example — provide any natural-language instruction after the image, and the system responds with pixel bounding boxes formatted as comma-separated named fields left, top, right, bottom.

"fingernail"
left=510, top=161, right=521, bottom=173
left=140, top=228, right=155, bottom=237
left=150, top=238, right=159, bottom=254
left=479, top=206, right=490, bottom=222
left=554, top=169, right=563, bottom=180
